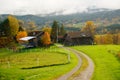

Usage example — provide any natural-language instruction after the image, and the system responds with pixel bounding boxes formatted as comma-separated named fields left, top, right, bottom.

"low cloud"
left=0, top=0, right=120, bottom=15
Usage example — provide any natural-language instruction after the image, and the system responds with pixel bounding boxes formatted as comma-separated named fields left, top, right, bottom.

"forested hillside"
left=0, top=9, right=120, bottom=33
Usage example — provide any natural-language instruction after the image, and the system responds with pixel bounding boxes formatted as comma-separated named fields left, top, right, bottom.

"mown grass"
left=72, top=45, right=120, bottom=80
left=0, top=46, right=78, bottom=80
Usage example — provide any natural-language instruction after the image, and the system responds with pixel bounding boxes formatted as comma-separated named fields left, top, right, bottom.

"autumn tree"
left=113, top=34, right=118, bottom=44
left=16, top=31, right=27, bottom=43
left=94, top=35, right=101, bottom=44
left=112, top=33, right=120, bottom=44
left=27, top=21, right=36, bottom=32
left=18, top=20, right=25, bottom=31
left=1, top=15, right=19, bottom=37
left=104, top=33, right=113, bottom=44
left=94, top=33, right=114, bottom=44
left=51, top=20, right=59, bottom=43
left=82, top=21, right=96, bottom=38
left=6, top=15, right=19, bottom=37
left=1, top=15, right=19, bottom=43
left=117, top=33, right=120, bottom=44
left=0, top=15, right=20, bottom=48
left=42, top=26, right=51, bottom=34
left=94, top=35, right=106, bottom=44
left=41, top=32, right=51, bottom=47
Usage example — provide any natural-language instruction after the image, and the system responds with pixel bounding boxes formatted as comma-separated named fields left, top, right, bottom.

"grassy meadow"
left=0, top=46, right=78, bottom=80
left=72, top=45, right=120, bottom=80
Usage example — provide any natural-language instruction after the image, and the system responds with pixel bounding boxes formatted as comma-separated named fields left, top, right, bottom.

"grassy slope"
left=72, top=45, right=120, bottom=80
left=0, top=46, right=78, bottom=80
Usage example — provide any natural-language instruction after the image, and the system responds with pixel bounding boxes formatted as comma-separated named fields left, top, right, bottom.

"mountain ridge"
left=0, top=9, right=120, bottom=28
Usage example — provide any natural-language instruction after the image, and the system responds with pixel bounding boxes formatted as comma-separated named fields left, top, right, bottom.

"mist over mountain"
left=25, top=7, right=112, bottom=16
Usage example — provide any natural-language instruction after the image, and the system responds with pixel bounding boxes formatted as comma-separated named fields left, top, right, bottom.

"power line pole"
left=57, top=26, right=58, bottom=43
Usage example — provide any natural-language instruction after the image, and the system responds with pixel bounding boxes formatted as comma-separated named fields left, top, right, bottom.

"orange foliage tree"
left=41, top=32, right=51, bottom=47
left=16, top=31, right=27, bottom=42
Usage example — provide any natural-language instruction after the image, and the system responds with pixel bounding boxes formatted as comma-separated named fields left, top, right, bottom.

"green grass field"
left=0, top=46, right=78, bottom=80
left=72, top=45, right=120, bottom=80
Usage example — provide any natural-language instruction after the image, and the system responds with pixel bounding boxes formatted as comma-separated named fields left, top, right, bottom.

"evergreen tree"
left=51, top=20, right=59, bottom=43
left=1, top=19, right=9, bottom=36
left=60, top=24, right=66, bottom=36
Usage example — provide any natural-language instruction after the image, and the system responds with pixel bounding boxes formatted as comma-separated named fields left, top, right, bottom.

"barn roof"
left=66, top=31, right=92, bottom=38
left=19, top=36, right=36, bottom=41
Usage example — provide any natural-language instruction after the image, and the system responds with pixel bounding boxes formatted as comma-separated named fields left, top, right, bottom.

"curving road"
left=57, top=45, right=94, bottom=80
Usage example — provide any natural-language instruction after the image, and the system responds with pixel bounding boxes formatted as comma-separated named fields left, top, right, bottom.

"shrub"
left=117, top=52, right=120, bottom=59
left=0, top=37, right=12, bottom=48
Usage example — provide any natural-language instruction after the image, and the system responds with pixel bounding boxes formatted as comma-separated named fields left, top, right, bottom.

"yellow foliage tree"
left=82, top=21, right=96, bottom=38
left=118, top=33, right=120, bottom=44
left=42, top=26, right=51, bottom=34
left=41, top=32, right=51, bottom=47
left=27, top=21, right=36, bottom=32
left=7, top=15, right=19, bottom=37
left=94, top=35, right=101, bottom=44
left=16, top=31, right=27, bottom=42
left=94, top=33, right=114, bottom=44
left=104, top=33, right=113, bottom=44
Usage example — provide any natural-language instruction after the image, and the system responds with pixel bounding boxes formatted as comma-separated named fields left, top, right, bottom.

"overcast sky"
left=0, top=0, right=120, bottom=15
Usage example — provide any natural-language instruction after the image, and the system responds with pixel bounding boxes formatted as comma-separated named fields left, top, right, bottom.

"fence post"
left=68, top=53, right=71, bottom=63
left=37, top=58, right=39, bottom=66
left=7, top=61, right=10, bottom=68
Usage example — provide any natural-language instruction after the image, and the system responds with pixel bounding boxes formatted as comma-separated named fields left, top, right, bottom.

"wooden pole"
left=68, top=53, right=71, bottom=63
left=7, top=61, right=10, bottom=68
left=37, top=58, right=39, bottom=66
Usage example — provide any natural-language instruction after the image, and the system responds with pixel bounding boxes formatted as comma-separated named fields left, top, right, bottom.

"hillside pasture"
left=72, top=45, right=120, bottom=80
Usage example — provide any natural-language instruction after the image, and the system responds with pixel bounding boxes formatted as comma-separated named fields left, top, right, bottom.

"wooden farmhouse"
left=20, top=31, right=44, bottom=48
left=63, top=32, right=93, bottom=46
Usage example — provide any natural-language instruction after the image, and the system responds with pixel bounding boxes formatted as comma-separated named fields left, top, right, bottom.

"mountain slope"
left=0, top=9, right=120, bottom=31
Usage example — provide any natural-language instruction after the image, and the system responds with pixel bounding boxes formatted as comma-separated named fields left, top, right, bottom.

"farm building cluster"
left=20, top=31, right=93, bottom=47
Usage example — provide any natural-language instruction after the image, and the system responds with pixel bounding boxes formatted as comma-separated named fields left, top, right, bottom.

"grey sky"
left=0, top=0, right=120, bottom=15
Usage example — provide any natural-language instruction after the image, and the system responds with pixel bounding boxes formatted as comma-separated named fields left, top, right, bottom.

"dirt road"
left=57, top=46, right=94, bottom=80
